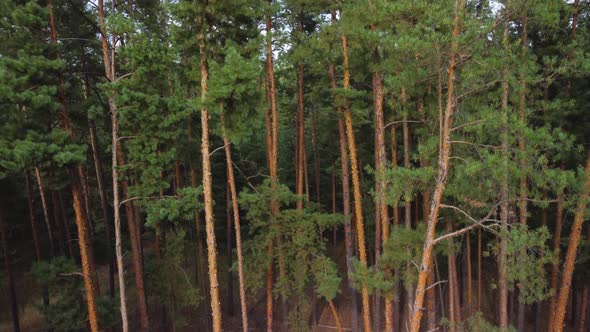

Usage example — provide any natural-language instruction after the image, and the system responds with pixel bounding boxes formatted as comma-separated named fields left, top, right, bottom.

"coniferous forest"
left=2, top=0, right=590, bottom=331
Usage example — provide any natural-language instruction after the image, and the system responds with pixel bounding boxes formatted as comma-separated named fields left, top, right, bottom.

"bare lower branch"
left=119, top=195, right=179, bottom=207
left=209, top=143, right=231, bottom=157
left=425, top=280, right=448, bottom=292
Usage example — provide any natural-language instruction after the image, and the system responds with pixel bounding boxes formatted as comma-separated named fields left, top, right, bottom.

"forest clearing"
left=1, top=0, right=590, bottom=331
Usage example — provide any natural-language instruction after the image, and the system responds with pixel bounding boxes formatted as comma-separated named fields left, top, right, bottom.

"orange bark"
left=551, top=153, right=590, bottom=332
left=198, top=30, right=222, bottom=332
left=222, top=116, right=249, bottom=332
left=408, top=1, right=464, bottom=331
left=328, top=300, right=343, bottom=332
left=340, top=30, right=372, bottom=332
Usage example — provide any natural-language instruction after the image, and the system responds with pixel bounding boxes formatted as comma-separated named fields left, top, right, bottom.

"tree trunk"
left=340, top=29, right=372, bottom=332
left=57, top=191, right=75, bottom=258
left=97, top=1, right=128, bottom=330
left=311, top=111, right=321, bottom=204
left=34, top=167, right=54, bottom=256
left=390, top=113, right=401, bottom=332
left=328, top=300, right=343, bottom=332
left=402, top=111, right=412, bottom=230
left=88, top=100, right=115, bottom=299
left=222, top=116, right=249, bottom=332
left=550, top=0, right=580, bottom=326
left=49, top=1, right=99, bottom=329
left=498, top=5, right=511, bottom=327
left=26, top=171, right=49, bottom=310
left=466, top=231, right=473, bottom=315
left=447, top=221, right=462, bottom=330
left=72, top=175, right=100, bottom=332
left=517, top=12, right=529, bottom=331
left=369, top=7, right=388, bottom=325
left=332, top=174, right=337, bottom=244
left=0, top=208, right=20, bottom=332
left=402, top=102, right=414, bottom=327
left=296, top=59, right=305, bottom=212
left=409, top=1, right=464, bottom=331
left=329, top=56, right=359, bottom=330
left=188, top=119, right=206, bottom=295
left=265, top=2, right=281, bottom=328
left=577, top=287, right=589, bottom=332
left=197, top=27, right=223, bottom=332
left=551, top=153, right=590, bottom=331
left=50, top=191, right=66, bottom=256
left=226, top=185, right=234, bottom=317
left=478, top=228, right=482, bottom=312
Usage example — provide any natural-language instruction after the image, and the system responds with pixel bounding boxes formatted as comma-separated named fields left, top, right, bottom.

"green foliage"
left=450, top=311, right=517, bottom=332
left=143, top=187, right=203, bottom=227
left=490, top=224, right=555, bottom=304
left=380, top=165, right=434, bottom=207
left=239, top=179, right=341, bottom=328
left=31, top=257, right=117, bottom=331
left=354, top=224, right=436, bottom=298
left=145, top=229, right=201, bottom=329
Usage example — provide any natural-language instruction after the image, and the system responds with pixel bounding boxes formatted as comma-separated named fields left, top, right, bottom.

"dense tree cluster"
left=1, top=0, right=589, bottom=331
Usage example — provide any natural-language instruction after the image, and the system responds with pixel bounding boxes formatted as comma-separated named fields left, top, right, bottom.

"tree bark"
left=50, top=191, right=66, bottom=256
left=498, top=4, right=511, bottom=327
left=340, top=28, right=372, bottom=332
left=328, top=300, right=343, bottom=332
left=517, top=12, right=529, bottom=331
left=34, top=167, right=54, bottom=256
left=97, top=1, right=129, bottom=330
left=264, top=2, right=281, bottom=328
left=0, top=208, right=20, bottom=332
left=390, top=112, right=401, bottom=332
left=188, top=119, right=206, bottom=295
left=311, top=111, right=320, bottom=204
left=198, top=27, right=223, bottom=332
left=408, top=1, right=464, bottom=331
left=478, top=228, right=482, bottom=312
left=87, top=95, right=115, bottom=299
left=466, top=231, right=472, bottom=316
left=551, top=153, right=590, bottom=332
left=49, top=1, right=99, bottom=329
left=226, top=185, right=234, bottom=317
left=57, top=191, right=75, bottom=259
left=447, top=221, right=462, bottom=330
left=368, top=5, right=389, bottom=325
left=222, top=116, right=249, bottom=332
left=329, top=56, right=359, bottom=331
left=577, top=287, right=589, bottom=332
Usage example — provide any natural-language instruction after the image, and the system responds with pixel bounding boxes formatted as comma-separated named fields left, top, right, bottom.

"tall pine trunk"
left=48, top=1, right=99, bottom=329
left=87, top=93, right=115, bottom=299
left=498, top=4, right=511, bottom=327
left=225, top=185, right=234, bottom=317
left=329, top=47, right=359, bottom=330
left=390, top=112, right=401, bottom=332
left=409, top=1, right=464, bottom=331
left=551, top=153, right=590, bottom=331
left=222, top=115, right=249, bottom=332
left=367, top=2, right=388, bottom=325
left=466, top=231, right=472, bottom=316
left=340, top=29, right=372, bottom=332
left=549, top=0, right=580, bottom=328
left=517, top=12, right=529, bottom=331
left=198, top=25, right=223, bottom=331
left=34, top=167, right=54, bottom=255
left=265, top=1, right=281, bottom=328
left=97, top=1, right=129, bottom=330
